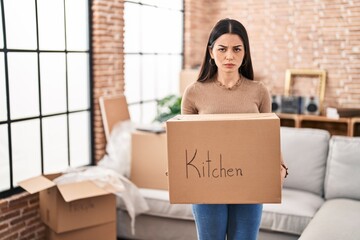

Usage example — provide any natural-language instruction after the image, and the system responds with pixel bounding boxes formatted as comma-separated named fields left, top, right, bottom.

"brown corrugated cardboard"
left=130, top=130, right=168, bottom=190
left=166, top=113, right=281, bottom=204
left=19, top=174, right=116, bottom=233
left=57, top=180, right=110, bottom=202
left=99, top=94, right=131, bottom=141
left=46, top=221, right=116, bottom=240
left=18, top=175, right=55, bottom=194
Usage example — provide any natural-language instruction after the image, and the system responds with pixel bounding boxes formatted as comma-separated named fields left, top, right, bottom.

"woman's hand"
left=280, top=164, right=288, bottom=187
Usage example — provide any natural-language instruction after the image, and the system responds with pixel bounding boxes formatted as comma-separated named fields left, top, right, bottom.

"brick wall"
left=184, top=0, right=360, bottom=109
left=0, top=193, right=45, bottom=240
left=184, top=0, right=214, bottom=69
left=92, top=0, right=125, bottom=162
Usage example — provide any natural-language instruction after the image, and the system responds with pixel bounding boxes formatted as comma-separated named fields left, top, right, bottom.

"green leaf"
left=154, top=94, right=182, bottom=123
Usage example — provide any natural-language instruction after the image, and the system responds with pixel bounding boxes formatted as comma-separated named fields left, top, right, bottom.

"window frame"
left=124, top=0, right=184, bottom=123
left=0, top=0, right=94, bottom=198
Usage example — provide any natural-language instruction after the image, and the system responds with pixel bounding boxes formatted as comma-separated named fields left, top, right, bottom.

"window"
left=124, top=0, right=183, bottom=123
left=0, top=0, right=92, bottom=197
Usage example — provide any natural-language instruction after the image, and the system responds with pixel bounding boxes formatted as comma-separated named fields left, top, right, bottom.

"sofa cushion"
left=118, top=188, right=194, bottom=221
left=325, top=136, right=360, bottom=200
left=280, top=127, right=330, bottom=196
left=299, top=199, right=360, bottom=240
left=261, top=188, right=324, bottom=235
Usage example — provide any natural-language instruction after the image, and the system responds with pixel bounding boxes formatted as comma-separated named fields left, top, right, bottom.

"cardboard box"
left=99, top=94, right=130, bottom=141
left=130, top=130, right=168, bottom=190
left=18, top=173, right=116, bottom=233
left=46, top=221, right=116, bottom=240
left=166, top=113, right=281, bottom=204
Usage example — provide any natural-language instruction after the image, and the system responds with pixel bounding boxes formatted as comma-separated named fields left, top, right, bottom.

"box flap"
left=99, top=95, right=130, bottom=141
left=18, top=175, right=56, bottom=194
left=168, top=113, right=278, bottom=122
left=43, top=172, right=62, bottom=181
left=57, top=181, right=111, bottom=202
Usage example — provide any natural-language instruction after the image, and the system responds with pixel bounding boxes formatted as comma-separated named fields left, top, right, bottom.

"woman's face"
left=209, top=33, right=245, bottom=74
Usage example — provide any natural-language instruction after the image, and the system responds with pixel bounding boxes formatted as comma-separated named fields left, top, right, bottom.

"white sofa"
left=116, top=127, right=360, bottom=240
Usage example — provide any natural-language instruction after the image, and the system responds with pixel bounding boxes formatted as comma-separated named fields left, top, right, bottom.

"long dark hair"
left=197, top=18, right=254, bottom=82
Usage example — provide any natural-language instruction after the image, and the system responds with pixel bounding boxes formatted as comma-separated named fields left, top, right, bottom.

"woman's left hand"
left=280, top=164, right=288, bottom=187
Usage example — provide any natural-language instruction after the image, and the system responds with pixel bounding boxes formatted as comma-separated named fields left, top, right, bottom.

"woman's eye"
left=234, top=48, right=241, bottom=52
left=218, top=48, right=226, bottom=52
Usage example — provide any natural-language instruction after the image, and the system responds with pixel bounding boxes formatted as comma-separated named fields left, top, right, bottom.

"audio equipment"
left=281, top=96, right=303, bottom=114
left=302, top=96, right=320, bottom=115
left=271, top=95, right=282, bottom=113
left=272, top=95, right=321, bottom=115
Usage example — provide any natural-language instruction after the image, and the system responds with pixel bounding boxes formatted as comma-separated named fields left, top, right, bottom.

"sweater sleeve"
left=181, top=84, right=198, bottom=114
left=258, top=82, right=271, bottom=113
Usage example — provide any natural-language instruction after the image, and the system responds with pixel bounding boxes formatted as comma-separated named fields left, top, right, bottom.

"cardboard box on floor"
left=46, top=221, right=116, bottom=240
left=18, top=173, right=116, bottom=235
left=99, top=94, right=168, bottom=190
left=166, top=113, right=281, bottom=204
left=130, top=130, right=168, bottom=190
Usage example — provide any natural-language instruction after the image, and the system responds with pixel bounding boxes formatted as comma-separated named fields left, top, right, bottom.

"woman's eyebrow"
left=217, top=44, right=243, bottom=47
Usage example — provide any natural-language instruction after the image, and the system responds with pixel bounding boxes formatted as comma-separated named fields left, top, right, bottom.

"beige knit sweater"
left=181, top=77, right=271, bottom=115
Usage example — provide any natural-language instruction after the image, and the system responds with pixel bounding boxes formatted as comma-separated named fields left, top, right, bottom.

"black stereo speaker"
left=271, top=95, right=282, bottom=113
left=302, top=96, right=320, bottom=115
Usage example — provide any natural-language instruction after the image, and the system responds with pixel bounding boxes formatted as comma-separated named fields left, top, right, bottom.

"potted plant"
left=154, top=94, right=182, bottom=123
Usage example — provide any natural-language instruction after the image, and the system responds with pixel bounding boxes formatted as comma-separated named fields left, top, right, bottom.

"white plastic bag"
left=98, top=120, right=136, bottom=177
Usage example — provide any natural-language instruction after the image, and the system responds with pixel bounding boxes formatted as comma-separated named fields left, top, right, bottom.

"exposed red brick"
left=22, top=205, right=38, bottom=214
left=92, top=0, right=125, bottom=162
left=0, top=223, right=9, bottom=231
left=184, top=0, right=360, bottom=110
left=0, top=210, right=20, bottom=222
left=20, top=223, right=38, bottom=237
left=28, top=195, right=39, bottom=205
left=19, top=233, right=36, bottom=240
left=2, top=232, right=19, bottom=240
left=20, top=211, right=38, bottom=223
left=35, top=229, right=46, bottom=240
left=9, top=221, right=26, bottom=231
left=0, top=200, right=9, bottom=209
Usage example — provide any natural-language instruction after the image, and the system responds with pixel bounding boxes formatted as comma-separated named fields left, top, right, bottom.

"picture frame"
left=284, top=68, right=327, bottom=113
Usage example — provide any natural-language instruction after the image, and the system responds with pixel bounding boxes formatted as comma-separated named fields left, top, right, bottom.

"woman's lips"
left=224, top=64, right=235, bottom=68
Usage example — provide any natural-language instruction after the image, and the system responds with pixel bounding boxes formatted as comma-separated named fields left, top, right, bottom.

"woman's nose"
left=225, top=52, right=234, bottom=60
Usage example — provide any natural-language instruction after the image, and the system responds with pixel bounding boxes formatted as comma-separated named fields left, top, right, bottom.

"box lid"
left=168, top=113, right=278, bottom=122
left=18, top=175, right=56, bottom=194
left=19, top=173, right=116, bottom=202
left=57, top=181, right=111, bottom=202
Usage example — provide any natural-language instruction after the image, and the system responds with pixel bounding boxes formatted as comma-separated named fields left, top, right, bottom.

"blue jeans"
left=192, top=204, right=263, bottom=240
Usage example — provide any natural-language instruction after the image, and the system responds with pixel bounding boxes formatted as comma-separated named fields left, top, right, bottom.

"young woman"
left=181, top=18, right=288, bottom=240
